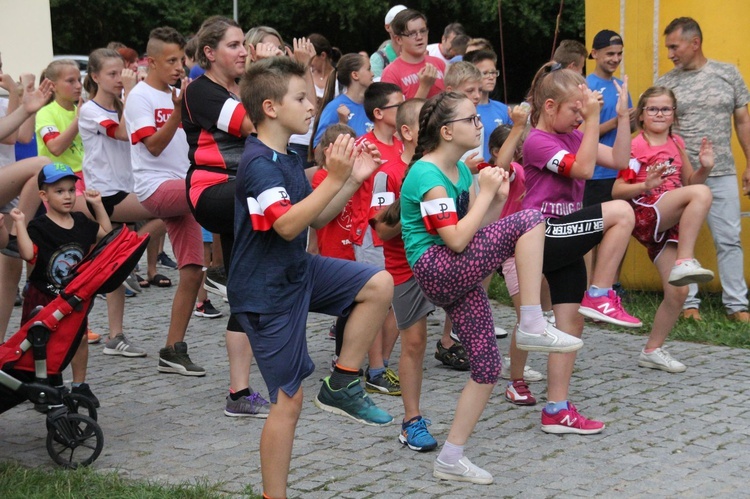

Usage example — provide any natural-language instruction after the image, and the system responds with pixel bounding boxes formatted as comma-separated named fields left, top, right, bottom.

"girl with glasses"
left=612, top=85, right=714, bottom=373
left=399, top=91, right=582, bottom=484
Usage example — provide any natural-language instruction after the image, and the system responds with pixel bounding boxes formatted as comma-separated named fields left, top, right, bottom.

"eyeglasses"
left=443, top=114, right=482, bottom=128
left=482, top=70, right=500, bottom=78
left=401, top=28, right=429, bottom=39
left=644, top=106, right=675, bottom=116
left=379, top=103, right=401, bottom=110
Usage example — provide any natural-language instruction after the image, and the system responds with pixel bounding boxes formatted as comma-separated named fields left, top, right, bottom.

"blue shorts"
left=235, top=255, right=380, bottom=403
left=201, top=227, right=213, bottom=243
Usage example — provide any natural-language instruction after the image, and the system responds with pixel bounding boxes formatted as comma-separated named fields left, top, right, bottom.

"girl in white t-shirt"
left=79, top=48, right=167, bottom=355
left=612, top=86, right=714, bottom=373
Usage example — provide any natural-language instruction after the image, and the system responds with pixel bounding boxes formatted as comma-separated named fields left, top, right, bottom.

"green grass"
left=0, top=461, right=261, bottom=499
left=487, top=275, right=750, bottom=349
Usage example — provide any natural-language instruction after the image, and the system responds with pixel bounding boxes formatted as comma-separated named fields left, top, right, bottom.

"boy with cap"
left=10, top=163, right=112, bottom=407
left=370, top=4, right=408, bottom=80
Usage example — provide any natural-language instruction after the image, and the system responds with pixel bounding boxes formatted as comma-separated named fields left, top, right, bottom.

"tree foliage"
left=50, top=0, right=583, bottom=101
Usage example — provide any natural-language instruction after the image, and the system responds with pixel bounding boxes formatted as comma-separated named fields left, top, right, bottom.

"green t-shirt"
left=370, top=41, right=398, bottom=79
left=400, top=159, right=473, bottom=267
left=36, top=100, right=84, bottom=173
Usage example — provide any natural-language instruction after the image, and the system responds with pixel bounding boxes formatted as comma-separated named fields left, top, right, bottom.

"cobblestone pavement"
left=2, top=262, right=749, bottom=497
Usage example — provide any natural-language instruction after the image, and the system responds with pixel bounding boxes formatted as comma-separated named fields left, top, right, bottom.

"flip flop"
left=148, top=273, right=172, bottom=287
left=135, top=273, right=150, bottom=288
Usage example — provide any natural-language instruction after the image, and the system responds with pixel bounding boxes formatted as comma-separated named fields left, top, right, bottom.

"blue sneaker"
left=399, top=415, right=437, bottom=451
left=314, top=377, right=393, bottom=426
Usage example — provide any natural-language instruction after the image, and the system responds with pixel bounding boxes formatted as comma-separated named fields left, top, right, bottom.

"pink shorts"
left=501, top=256, right=520, bottom=297
left=141, top=179, right=203, bottom=268
left=632, top=194, right=679, bottom=262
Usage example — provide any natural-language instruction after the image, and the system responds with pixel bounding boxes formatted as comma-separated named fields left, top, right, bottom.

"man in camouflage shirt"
left=657, top=17, right=750, bottom=322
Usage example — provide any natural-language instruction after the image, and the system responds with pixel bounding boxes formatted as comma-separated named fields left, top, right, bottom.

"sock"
left=330, top=364, right=359, bottom=390
left=368, top=366, right=385, bottom=379
left=230, top=387, right=251, bottom=401
left=674, top=258, right=691, bottom=266
left=588, top=285, right=611, bottom=298
left=544, top=400, right=569, bottom=414
left=643, top=347, right=657, bottom=354
left=71, top=382, right=82, bottom=388
left=519, top=304, right=546, bottom=334
left=437, top=441, right=464, bottom=465
left=383, top=359, right=389, bottom=368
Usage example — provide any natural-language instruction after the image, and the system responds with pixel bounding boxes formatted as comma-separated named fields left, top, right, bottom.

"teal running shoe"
left=314, top=377, right=393, bottom=426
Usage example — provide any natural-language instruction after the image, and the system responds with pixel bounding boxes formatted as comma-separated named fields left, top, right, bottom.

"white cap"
left=385, top=5, right=407, bottom=25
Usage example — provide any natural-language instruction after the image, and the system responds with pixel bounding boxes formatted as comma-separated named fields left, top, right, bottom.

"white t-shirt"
left=79, top=100, right=133, bottom=196
left=426, top=43, right=450, bottom=66
left=124, top=81, right=189, bottom=201
left=0, top=98, right=16, bottom=167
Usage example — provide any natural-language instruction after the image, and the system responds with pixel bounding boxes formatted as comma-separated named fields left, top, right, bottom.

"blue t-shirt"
left=313, top=94, right=372, bottom=147
left=189, top=65, right=205, bottom=80
left=477, top=100, right=511, bottom=161
left=586, top=73, right=632, bottom=180
left=228, top=135, right=313, bottom=314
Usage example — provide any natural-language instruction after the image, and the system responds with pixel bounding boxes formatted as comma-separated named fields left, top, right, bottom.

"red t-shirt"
left=311, top=168, right=355, bottom=260
left=350, top=131, right=404, bottom=246
left=369, top=157, right=412, bottom=285
left=381, top=56, right=446, bottom=100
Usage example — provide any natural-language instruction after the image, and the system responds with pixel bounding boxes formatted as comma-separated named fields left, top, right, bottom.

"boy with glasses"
left=381, top=9, right=445, bottom=99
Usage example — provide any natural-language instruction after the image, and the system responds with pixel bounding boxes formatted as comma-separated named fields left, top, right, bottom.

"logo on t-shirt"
left=154, top=109, right=174, bottom=128
left=45, top=243, right=84, bottom=292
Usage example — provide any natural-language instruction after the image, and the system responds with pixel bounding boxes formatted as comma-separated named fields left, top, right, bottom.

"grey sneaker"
left=158, top=342, right=206, bottom=376
left=516, top=324, right=583, bottom=353
left=123, top=272, right=142, bottom=294
left=433, top=456, right=493, bottom=484
left=103, top=333, right=147, bottom=357
left=365, top=367, right=401, bottom=396
left=500, top=356, right=545, bottom=382
left=224, top=392, right=270, bottom=418
left=638, top=347, right=686, bottom=373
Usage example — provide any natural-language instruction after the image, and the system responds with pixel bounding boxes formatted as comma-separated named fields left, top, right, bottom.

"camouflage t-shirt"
left=656, top=60, right=750, bottom=176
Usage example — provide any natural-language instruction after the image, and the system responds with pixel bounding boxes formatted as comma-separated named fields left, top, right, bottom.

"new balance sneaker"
left=194, top=299, right=223, bottom=318
left=494, top=326, right=509, bottom=339
left=314, top=377, right=393, bottom=426
left=668, top=259, right=714, bottom=287
left=224, top=392, right=270, bottom=418
left=638, top=347, right=686, bottom=373
left=516, top=324, right=583, bottom=353
left=399, top=416, right=438, bottom=451
left=365, top=367, right=401, bottom=396
left=579, top=290, right=642, bottom=328
left=541, top=402, right=605, bottom=435
left=87, top=330, right=101, bottom=344
left=204, top=266, right=227, bottom=298
left=157, top=251, right=178, bottom=269
left=500, top=356, right=545, bottom=382
left=433, top=456, right=493, bottom=485
left=103, top=333, right=147, bottom=357
left=505, top=380, right=537, bottom=406
left=71, top=383, right=100, bottom=408
left=158, top=342, right=206, bottom=376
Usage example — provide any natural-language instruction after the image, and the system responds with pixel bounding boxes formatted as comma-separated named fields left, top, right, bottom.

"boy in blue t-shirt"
left=231, top=57, right=394, bottom=498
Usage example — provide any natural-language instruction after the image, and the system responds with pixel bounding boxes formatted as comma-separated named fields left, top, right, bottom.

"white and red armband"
left=368, top=191, right=395, bottom=220
left=420, top=197, right=458, bottom=235
left=545, top=150, right=576, bottom=177
left=246, top=187, right=292, bottom=231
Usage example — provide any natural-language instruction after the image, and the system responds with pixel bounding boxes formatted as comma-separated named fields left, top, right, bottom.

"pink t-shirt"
left=381, top=56, right=446, bottom=100
left=521, top=128, right=585, bottom=219
left=499, top=162, right=527, bottom=219
left=619, top=132, right=685, bottom=197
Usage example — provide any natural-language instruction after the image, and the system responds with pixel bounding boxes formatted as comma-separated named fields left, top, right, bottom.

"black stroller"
left=0, top=226, right=149, bottom=468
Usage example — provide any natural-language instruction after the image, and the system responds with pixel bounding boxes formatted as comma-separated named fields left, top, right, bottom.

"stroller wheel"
left=66, top=392, right=98, bottom=421
left=46, top=413, right=103, bottom=468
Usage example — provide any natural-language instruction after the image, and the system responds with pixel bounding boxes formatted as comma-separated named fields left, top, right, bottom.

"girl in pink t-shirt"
left=613, top=86, right=714, bottom=373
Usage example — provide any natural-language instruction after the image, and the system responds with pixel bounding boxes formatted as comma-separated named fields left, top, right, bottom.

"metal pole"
left=233, top=0, right=238, bottom=22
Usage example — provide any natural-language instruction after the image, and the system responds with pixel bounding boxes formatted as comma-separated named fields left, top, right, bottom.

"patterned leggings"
left=412, top=209, right=544, bottom=384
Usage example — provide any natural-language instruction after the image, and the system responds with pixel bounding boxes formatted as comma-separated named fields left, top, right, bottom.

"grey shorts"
left=392, top=275, right=435, bottom=330
left=353, top=227, right=385, bottom=268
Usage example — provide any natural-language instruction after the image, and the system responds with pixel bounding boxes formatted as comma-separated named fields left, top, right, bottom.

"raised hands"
left=291, top=37, right=317, bottom=68
left=613, top=75, right=629, bottom=118
left=698, top=137, right=714, bottom=170
left=83, top=189, right=103, bottom=206
left=122, top=68, right=138, bottom=95
left=249, top=42, right=284, bottom=62
left=577, top=84, right=601, bottom=122
left=418, top=63, right=438, bottom=88
left=509, top=103, right=530, bottom=127
left=22, top=78, right=53, bottom=114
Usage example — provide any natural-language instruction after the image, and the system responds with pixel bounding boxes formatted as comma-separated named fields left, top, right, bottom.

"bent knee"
left=363, top=270, right=394, bottom=302
left=603, top=199, right=635, bottom=225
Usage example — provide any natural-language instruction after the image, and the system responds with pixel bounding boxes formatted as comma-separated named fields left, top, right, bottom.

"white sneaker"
left=500, top=356, right=545, bottom=381
left=638, top=348, right=686, bottom=373
left=433, top=456, right=493, bottom=484
left=516, top=324, right=583, bottom=353
left=494, top=326, right=509, bottom=339
left=668, top=259, right=714, bottom=287
left=543, top=310, right=556, bottom=326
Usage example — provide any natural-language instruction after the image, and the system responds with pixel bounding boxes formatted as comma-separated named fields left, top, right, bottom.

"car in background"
left=51, top=54, right=89, bottom=80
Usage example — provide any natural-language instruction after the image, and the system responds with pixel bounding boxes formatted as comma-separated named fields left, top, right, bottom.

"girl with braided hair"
left=398, top=91, right=582, bottom=484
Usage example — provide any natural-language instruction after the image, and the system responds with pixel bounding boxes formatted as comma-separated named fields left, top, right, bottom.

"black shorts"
left=87, top=191, right=129, bottom=218
left=543, top=204, right=605, bottom=304
left=582, top=178, right=616, bottom=207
